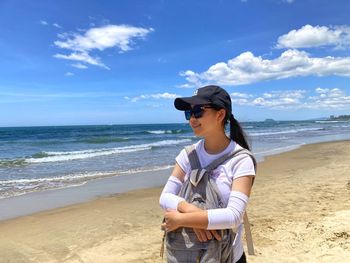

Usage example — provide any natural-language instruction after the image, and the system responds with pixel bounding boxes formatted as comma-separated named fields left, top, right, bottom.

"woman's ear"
left=217, top=109, right=226, bottom=122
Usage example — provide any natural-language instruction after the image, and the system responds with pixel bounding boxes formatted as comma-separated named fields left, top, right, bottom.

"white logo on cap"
left=194, top=89, right=198, bottom=95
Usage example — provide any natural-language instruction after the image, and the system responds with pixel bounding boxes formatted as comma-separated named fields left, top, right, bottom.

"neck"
left=203, top=130, right=231, bottom=154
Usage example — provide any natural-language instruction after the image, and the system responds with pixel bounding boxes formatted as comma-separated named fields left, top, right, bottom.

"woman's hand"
left=193, top=229, right=222, bottom=242
left=162, top=209, right=183, bottom=232
left=176, top=201, right=221, bottom=241
left=162, top=209, right=222, bottom=243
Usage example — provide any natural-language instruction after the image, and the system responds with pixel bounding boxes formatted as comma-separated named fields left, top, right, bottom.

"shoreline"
left=1, top=138, right=350, bottom=222
left=0, top=139, right=349, bottom=261
left=0, top=167, right=172, bottom=221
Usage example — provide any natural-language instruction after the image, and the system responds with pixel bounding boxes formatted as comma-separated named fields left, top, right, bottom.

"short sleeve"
left=231, top=154, right=256, bottom=180
left=175, top=148, right=191, bottom=176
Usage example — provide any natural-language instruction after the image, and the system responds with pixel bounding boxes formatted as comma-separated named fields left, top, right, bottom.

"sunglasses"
left=184, top=105, right=215, bottom=120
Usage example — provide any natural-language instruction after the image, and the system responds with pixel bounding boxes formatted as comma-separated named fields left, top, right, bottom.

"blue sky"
left=1, top=0, right=350, bottom=126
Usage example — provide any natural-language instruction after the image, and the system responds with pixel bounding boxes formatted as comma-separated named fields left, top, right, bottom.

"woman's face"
left=188, top=105, right=226, bottom=137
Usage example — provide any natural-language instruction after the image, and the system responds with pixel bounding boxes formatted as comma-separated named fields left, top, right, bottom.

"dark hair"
left=219, top=109, right=250, bottom=150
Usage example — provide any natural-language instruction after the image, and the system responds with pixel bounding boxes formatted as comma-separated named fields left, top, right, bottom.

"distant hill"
left=329, top=115, right=350, bottom=121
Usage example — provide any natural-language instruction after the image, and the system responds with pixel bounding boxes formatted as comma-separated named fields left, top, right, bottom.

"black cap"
left=174, top=85, right=232, bottom=113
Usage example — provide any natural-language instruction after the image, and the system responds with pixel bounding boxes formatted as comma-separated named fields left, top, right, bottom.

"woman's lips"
left=191, top=124, right=201, bottom=129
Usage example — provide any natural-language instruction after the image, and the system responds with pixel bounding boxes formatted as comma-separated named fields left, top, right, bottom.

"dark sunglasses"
left=184, top=105, right=215, bottom=120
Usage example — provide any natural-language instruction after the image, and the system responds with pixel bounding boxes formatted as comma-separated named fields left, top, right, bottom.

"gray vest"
left=164, top=144, right=256, bottom=263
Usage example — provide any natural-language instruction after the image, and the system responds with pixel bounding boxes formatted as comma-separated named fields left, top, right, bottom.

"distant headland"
left=329, top=115, right=350, bottom=121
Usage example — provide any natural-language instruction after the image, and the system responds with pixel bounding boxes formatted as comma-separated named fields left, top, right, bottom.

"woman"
left=160, top=85, right=256, bottom=263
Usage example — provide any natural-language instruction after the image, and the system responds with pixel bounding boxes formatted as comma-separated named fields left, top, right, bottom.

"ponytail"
left=229, top=114, right=250, bottom=150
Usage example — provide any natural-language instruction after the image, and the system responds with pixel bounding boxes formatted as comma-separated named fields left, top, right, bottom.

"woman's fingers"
left=193, top=228, right=203, bottom=242
left=198, top=229, right=207, bottom=241
left=193, top=229, right=217, bottom=242
left=204, top=230, right=212, bottom=240
left=194, top=229, right=208, bottom=242
left=163, top=210, right=182, bottom=232
left=193, top=229, right=221, bottom=241
left=210, top=230, right=222, bottom=241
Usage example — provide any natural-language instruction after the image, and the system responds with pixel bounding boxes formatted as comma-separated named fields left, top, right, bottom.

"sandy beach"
left=0, top=140, right=349, bottom=263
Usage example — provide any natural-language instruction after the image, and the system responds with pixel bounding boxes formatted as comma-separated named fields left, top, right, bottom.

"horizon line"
left=0, top=118, right=333, bottom=128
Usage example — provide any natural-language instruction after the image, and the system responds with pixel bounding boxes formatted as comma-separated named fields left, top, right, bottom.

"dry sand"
left=0, top=140, right=349, bottom=263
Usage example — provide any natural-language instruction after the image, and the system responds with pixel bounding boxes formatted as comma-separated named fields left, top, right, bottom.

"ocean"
left=1, top=120, right=350, bottom=200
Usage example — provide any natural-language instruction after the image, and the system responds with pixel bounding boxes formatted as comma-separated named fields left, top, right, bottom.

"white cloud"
left=181, top=49, right=350, bottom=86
left=231, top=92, right=253, bottom=98
left=152, top=93, right=178, bottom=99
left=127, top=92, right=179, bottom=102
left=53, top=23, right=62, bottom=29
left=54, top=24, right=153, bottom=69
left=232, top=90, right=306, bottom=109
left=231, top=98, right=250, bottom=105
left=40, top=21, right=63, bottom=29
left=252, top=90, right=305, bottom=108
left=177, top=83, right=196, bottom=89
left=306, top=88, right=350, bottom=109
left=54, top=52, right=109, bottom=69
left=71, top=63, right=88, bottom=69
left=65, top=72, right=74, bottom=76
left=124, top=87, right=350, bottom=111
left=276, top=24, right=350, bottom=49
left=263, top=90, right=306, bottom=99
left=54, top=24, right=153, bottom=52
left=315, top=87, right=330, bottom=94
left=180, top=70, right=203, bottom=86
left=229, top=88, right=350, bottom=110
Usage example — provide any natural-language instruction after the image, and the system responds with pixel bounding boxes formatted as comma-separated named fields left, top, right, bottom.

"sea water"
left=1, top=120, right=350, bottom=199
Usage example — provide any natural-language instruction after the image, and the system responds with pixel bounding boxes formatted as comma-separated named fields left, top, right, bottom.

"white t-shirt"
left=175, top=139, right=256, bottom=263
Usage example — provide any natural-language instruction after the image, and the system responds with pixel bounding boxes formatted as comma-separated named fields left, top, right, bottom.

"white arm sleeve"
left=159, top=175, right=185, bottom=211
left=207, top=191, right=249, bottom=230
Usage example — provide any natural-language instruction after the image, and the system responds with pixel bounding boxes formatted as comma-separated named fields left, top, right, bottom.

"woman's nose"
left=189, top=115, right=198, bottom=124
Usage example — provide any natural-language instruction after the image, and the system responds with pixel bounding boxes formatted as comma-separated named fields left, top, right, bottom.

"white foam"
left=0, top=171, right=117, bottom=185
left=118, top=165, right=174, bottom=174
left=249, top=127, right=324, bottom=136
left=315, top=120, right=349, bottom=123
left=0, top=165, right=174, bottom=200
left=27, top=146, right=152, bottom=163
left=0, top=182, right=88, bottom=200
left=0, top=165, right=174, bottom=186
left=147, top=130, right=167, bottom=134
left=25, top=139, right=191, bottom=163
